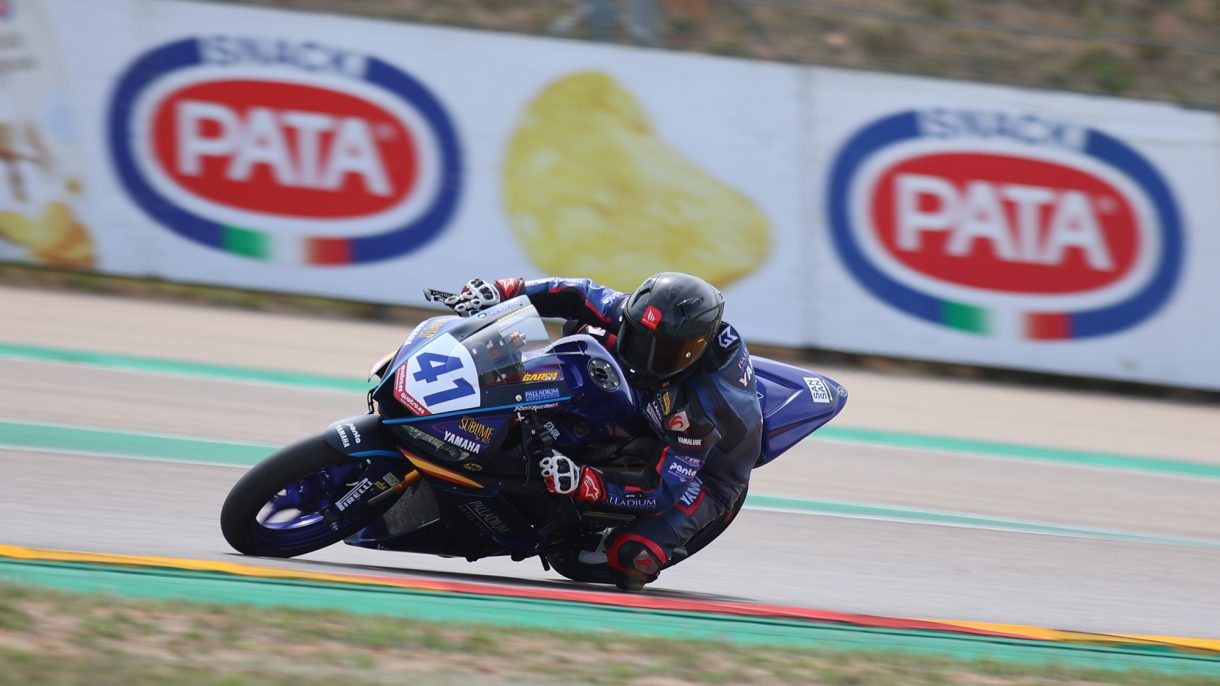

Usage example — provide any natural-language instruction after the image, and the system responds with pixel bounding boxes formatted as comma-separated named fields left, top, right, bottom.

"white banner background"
left=11, top=0, right=1220, bottom=388
left=40, top=0, right=806, bottom=344
left=805, top=68, right=1220, bottom=387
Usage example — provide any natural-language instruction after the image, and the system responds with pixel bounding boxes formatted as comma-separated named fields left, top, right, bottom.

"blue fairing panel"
left=752, top=357, right=847, bottom=465
left=325, top=414, right=404, bottom=459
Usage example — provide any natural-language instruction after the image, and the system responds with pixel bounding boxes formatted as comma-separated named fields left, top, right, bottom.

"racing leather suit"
left=495, top=277, right=764, bottom=586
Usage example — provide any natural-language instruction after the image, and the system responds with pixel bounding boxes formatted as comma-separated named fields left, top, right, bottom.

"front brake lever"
left=422, top=288, right=457, bottom=304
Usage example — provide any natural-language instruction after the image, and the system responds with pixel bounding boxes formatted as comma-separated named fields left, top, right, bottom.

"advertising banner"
left=40, top=0, right=805, bottom=343
left=12, top=0, right=1220, bottom=388
left=0, top=0, right=95, bottom=269
left=807, top=68, right=1220, bottom=388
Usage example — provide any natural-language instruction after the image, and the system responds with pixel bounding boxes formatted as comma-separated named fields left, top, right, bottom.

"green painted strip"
left=3, top=558, right=1218, bottom=674
left=3, top=341, right=1219, bottom=480
left=223, top=225, right=270, bottom=259
left=4, top=420, right=1219, bottom=550
left=0, top=419, right=272, bottom=467
left=813, top=426, right=1220, bottom=480
left=746, top=495, right=1220, bottom=549
left=941, top=299, right=988, bottom=334
left=0, top=342, right=370, bottom=392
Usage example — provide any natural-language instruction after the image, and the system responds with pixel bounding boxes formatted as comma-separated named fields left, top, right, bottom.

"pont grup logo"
left=108, top=36, right=461, bottom=265
left=827, top=108, right=1183, bottom=340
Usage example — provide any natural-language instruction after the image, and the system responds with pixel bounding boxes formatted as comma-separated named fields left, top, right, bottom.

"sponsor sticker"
left=524, top=387, right=562, bottom=402
left=521, top=370, right=560, bottom=382
left=404, top=318, right=448, bottom=347
left=108, top=36, right=462, bottom=265
left=667, top=462, right=698, bottom=479
left=641, top=305, right=662, bottom=330
left=607, top=495, right=658, bottom=510
left=827, top=108, right=1183, bottom=340
left=333, top=423, right=351, bottom=448
left=644, top=401, right=663, bottom=428
left=677, top=480, right=702, bottom=508
left=666, top=410, right=690, bottom=432
left=717, top=326, right=739, bottom=349
left=458, top=416, right=496, bottom=443
left=460, top=501, right=509, bottom=534
left=737, top=358, right=754, bottom=388
left=676, top=436, right=703, bottom=447
left=804, top=376, right=832, bottom=404
left=443, top=430, right=482, bottom=454
left=335, top=478, right=373, bottom=511
left=495, top=278, right=519, bottom=297
left=394, top=365, right=429, bottom=416
left=579, top=470, right=602, bottom=501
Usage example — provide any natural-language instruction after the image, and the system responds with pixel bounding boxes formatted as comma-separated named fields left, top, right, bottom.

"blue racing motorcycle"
left=220, top=294, right=847, bottom=584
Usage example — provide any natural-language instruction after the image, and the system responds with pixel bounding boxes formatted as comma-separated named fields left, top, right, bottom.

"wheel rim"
left=249, top=460, right=374, bottom=549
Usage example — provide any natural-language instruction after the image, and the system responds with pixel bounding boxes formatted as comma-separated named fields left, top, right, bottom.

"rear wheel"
left=220, top=434, right=399, bottom=558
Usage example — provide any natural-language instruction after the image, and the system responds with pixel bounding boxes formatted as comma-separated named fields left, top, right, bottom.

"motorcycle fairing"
left=545, top=335, right=646, bottom=448
left=376, top=298, right=575, bottom=424
left=346, top=479, right=566, bottom=559
left=320, top=415, right=418, bottom=514
left=752, top=358, right=848, bottom=465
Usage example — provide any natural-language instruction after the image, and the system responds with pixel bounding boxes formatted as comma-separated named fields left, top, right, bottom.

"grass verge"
left=1, top=582, right=1217, bottom=686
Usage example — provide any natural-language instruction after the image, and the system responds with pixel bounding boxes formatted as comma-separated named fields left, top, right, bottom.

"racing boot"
left=578, top=527, right=613, bottom=565
left=608, top=533, right=665, bottom=592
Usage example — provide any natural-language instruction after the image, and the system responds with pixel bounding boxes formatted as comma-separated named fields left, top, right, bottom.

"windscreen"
left=386, top=300, right=558, bottom=417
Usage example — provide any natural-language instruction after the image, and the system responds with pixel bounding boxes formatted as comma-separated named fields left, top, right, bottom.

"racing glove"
left=445, top=278, right=501, bottom=317
left=539, top=454, right=606, bottom=504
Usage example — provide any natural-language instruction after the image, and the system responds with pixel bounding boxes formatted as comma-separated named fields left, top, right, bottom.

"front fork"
left=323, top=414, right=419, bottom=512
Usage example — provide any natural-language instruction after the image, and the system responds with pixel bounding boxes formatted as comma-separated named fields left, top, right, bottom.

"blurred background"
left=2, top=1, right=1219, bottom=682
left=247, top=0, right=1220, bottom=107
left=3, top=0, right=1219, bottom=388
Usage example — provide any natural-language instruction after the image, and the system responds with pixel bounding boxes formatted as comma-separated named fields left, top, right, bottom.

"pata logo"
left=828, top=108, right=1183, bottom=340
left=109, top=36, right=461, bottom=265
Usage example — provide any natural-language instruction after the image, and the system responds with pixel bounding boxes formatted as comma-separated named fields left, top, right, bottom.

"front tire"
left=220, top=433, right=396, bottom=558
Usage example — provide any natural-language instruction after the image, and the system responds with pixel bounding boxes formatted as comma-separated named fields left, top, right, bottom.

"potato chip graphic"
left=0, top=211, right=34, bottom=246
left=33, top=201, right=95, bottom=268
left=504, top=71, right=770, bottom=291
left=0, top=202, right=95, bottom=268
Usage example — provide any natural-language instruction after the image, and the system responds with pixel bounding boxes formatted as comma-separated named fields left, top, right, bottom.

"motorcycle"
left=220, top=293, right=847, bottom=585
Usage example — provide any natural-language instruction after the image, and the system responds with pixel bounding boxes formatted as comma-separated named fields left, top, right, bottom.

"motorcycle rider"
left=445, top=274, right=763, bottom=591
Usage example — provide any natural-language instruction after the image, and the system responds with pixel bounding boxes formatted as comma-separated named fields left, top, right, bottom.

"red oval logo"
left=870, top=153, right=1138, bottom=294
left=152, top=80, right=417, bottom=218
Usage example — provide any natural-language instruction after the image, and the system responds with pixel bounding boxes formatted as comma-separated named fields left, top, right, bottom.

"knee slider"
left=609, top=534, right=665, bottom=581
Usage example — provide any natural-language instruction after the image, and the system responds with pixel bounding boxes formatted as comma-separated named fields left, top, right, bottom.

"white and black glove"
left=540, top=454, right=606, bottom=504
left=444, top=278, right=501, bottom=317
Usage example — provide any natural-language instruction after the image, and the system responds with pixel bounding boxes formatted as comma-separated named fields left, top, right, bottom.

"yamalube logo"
left=109, top=36, right=461, bottom=265
left=828, top=109, right=1183, bottom=340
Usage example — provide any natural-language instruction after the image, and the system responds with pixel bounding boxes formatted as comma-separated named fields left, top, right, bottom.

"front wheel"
left=220, top=433, right=399, bottom=558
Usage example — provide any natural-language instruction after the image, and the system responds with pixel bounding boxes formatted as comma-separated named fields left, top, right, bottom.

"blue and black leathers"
left=497, top=277, right=763, bottom=584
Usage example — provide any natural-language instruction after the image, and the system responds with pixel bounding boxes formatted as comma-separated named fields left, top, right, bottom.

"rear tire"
left=220, top=434, right=396, bottom=558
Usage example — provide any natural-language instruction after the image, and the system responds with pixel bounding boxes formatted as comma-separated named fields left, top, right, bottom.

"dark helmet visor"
left=617, top=318, right=708, bottom=384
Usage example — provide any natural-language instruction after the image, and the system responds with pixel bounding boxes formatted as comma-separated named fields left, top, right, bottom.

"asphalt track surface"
left=2, top=286, right=1218, bottom=640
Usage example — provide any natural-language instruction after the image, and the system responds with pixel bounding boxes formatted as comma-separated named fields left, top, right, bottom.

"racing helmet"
left=616, top=272, right=724, bottom=388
